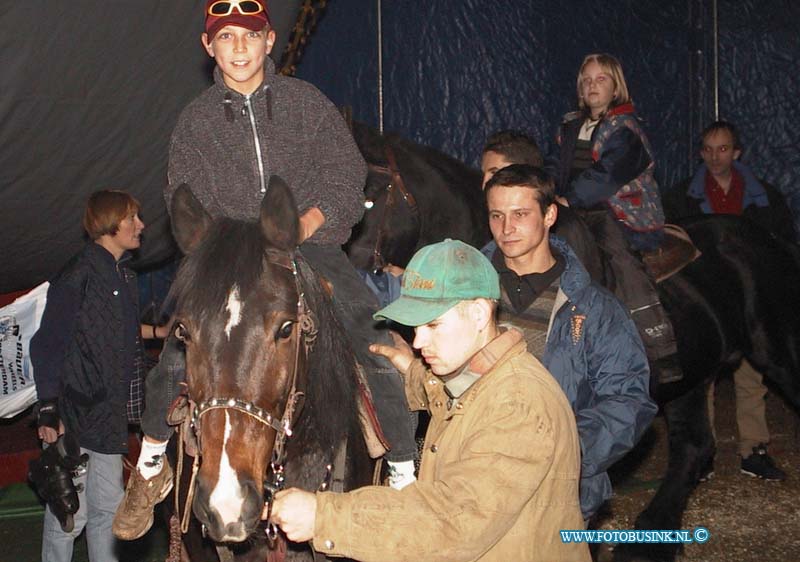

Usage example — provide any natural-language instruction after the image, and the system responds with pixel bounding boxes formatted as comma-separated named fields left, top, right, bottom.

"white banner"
left=0, top=282, right=49, bottom=418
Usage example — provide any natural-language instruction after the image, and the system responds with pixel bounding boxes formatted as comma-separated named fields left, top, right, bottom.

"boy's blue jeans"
left=141, top=243, right=417, bottom=463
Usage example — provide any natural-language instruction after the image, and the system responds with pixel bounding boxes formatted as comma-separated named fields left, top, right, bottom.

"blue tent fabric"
left=298, top=0, right=800, bottom=239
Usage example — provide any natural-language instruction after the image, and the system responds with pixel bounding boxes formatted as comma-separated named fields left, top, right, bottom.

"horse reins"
left=368, top=145, right=418, bottom=273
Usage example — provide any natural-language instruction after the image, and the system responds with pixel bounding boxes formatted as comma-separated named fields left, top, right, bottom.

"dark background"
left=2, top=0, right=798, bottom=293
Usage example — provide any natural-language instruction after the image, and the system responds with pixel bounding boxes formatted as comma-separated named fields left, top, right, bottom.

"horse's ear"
left=260, top=175, right=299, bottom=251
left=170, top=184, right=213, bottom=254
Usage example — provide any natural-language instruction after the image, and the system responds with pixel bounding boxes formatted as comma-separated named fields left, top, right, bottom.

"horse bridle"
left=188, top=248, right=318, bottom=540
left=367, top=145, right=418, bottom=273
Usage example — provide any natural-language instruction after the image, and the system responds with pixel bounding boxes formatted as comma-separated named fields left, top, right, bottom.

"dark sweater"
left=31, top=243, right=141, bottom=454
left=165, top=58, right=366, bottom=245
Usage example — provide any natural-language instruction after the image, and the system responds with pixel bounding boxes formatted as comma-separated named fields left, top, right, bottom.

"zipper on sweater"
left=244, top=93, right=267, bottom=194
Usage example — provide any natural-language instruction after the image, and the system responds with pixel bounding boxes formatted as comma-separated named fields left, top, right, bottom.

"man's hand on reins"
left=370, top=331, right=414, bottom=374
left=266, top=487, right=317, bottom=543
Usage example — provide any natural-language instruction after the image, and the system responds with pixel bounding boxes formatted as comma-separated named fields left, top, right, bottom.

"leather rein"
left=367, top=145, right=418, bottom=273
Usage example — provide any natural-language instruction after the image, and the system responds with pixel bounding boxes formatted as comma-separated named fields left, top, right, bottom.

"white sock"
left=136, top=439, right=168, bottom=480
left=387, top=460, right=416, bottom=490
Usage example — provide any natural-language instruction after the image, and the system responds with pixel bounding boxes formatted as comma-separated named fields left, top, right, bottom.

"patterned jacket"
left=558, top=104, right=665, bottom=233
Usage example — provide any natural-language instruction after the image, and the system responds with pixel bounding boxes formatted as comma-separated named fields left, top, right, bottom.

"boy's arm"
left=304, top=107, right=367, bottom=238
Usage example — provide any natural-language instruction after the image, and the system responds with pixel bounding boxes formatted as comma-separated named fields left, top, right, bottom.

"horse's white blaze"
left=224, top=285, right=242, bottom=339
left=209, top=411, right=245, bottom=527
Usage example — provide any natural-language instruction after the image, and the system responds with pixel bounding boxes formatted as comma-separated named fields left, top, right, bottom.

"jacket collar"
left=605, top=102, right=635, bottom=118
left=481, top=235, right=590, bottom=304
left=547, top=235, right=590, bottom=300
left=212, top=56, right=276, bottom=100
left=687, top=161, right=767, bottom=209
left=88, top=241, right=132, bottom=268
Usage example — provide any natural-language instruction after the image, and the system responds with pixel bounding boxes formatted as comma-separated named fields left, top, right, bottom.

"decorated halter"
left=169, top=249, right=319, bottom=548
left=192, top=248, right=317, bottom=450
left=366, top=145, right=418, bottom=273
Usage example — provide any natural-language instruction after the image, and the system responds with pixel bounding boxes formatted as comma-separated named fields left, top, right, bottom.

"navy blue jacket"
left=483, top=236, right=657, bottom=518
left=31, top=243, right=142, bottom=454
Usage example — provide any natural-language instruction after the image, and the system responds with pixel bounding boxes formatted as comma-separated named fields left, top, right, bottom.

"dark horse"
left=345, top=130, right=800, bottom=562
left=345, top=121, right=488, bottom=271
left=168, top=178, right=373, bottom=560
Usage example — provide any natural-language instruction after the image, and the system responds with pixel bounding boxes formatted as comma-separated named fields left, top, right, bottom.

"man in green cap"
left=266, top=239, right=589, bottom=562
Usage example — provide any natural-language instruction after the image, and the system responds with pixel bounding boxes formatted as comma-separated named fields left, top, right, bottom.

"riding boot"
left=580, top=209, right=684, bottom=384
left=630, top=302, right=684, bottom=384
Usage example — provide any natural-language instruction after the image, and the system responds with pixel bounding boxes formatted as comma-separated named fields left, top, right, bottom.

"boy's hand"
left=298, top=207, right=325, bottom=243
left=370, top=331, right=414, bottom=373
left=266, top=488, right=317, bottom=543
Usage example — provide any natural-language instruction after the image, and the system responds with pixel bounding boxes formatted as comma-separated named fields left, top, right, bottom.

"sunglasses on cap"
left=207, top=0, right=264, bottom=17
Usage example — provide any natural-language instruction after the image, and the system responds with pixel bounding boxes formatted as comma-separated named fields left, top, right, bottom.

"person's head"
left=84, top=190, right=144, bottom=258
left=374, top=239, right=500, bottom=375
left=700, top=120, right=742, bottom=179
left=201, top=0, right=276, bottom=95
left=480, top=130, right=544, bottom=189
left=484, top=165, right=557, bottom=267
left=577, top=53, right=631, bottom=119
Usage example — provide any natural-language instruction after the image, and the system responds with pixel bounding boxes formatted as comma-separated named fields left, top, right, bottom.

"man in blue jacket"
left=483, top=164, right=657, bottom=519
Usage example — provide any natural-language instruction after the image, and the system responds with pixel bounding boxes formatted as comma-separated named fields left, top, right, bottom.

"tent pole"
left=712, top=0, right=719, bottom=120
left=377, top=0, right=384, bottom=134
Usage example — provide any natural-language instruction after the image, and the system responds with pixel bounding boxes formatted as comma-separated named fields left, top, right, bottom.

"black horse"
left=168, top=178, right=373, bottom=561
left=346, top=131, right=800, bottom=562
left=346, top=121, right=488, bottom=271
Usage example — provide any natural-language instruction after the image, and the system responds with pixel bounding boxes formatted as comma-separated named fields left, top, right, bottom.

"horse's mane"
left=168, top=218, right=359, bottom=455
left=169, top=219, right=266, bottom=330
left=293, top=257, right=360, bottom=453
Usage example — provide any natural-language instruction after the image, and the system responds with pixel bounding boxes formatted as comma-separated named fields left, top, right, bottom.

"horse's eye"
left=277, top=320, right=294, bottom=340
left=175, top=323, right=190, bottom=342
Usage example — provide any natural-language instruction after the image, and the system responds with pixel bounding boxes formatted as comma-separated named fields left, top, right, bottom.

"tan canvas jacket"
left=313, top=335, right=590, bottom=562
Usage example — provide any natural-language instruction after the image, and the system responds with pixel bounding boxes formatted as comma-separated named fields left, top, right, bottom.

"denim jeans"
left=41, top=448, right=123, bottom=562
left=141, top=243, right=417, bottom=462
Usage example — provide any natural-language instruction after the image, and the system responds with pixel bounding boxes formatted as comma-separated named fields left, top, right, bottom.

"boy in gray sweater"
left=113, top=0, right=416, bottom=541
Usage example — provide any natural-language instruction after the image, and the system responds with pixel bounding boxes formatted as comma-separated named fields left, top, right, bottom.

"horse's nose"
left=193, top=476, right=262, bottom=542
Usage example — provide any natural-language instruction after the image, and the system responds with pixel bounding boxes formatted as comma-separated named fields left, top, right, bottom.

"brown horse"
left=168, top=177, right=373, bottom=559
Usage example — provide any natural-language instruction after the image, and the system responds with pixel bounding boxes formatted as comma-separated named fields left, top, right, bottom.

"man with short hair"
left=483, top=164, right=657, bottom=519
left=665, top=120, right=794, bottom=241
left=664, top=120, right=791, bottom=481
left=482, top=130, right=604, bottom=283
left=269, top=239, right=590, bottom=562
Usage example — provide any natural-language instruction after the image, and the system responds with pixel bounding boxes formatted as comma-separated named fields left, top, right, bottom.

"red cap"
left=205, top=0, right=271, bottom=41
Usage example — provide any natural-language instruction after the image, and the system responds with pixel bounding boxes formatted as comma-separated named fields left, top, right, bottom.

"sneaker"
left=113, top=458, right=174, bottom=540
left=740, top=444, right=786, bottom=481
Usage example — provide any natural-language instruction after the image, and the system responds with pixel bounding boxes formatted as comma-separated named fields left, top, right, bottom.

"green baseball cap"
left=374, top=239, right=500, bottom=327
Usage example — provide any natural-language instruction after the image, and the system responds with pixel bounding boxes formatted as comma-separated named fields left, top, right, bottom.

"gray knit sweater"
left=165, top=58, right=366, bottom=246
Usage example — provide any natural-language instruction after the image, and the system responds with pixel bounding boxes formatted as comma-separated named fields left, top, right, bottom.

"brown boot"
left=113, top=458, right=173, bottom=540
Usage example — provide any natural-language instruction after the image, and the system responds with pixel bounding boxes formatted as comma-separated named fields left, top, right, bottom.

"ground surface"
left=2, top=376, right=798, bottom=561
left=595, top=375, right=800, bottom=561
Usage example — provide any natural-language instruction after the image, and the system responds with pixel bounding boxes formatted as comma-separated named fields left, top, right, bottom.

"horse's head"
left=345, top=124, right=422, bottom=271
left=169, top=178, right=307, bottom=542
